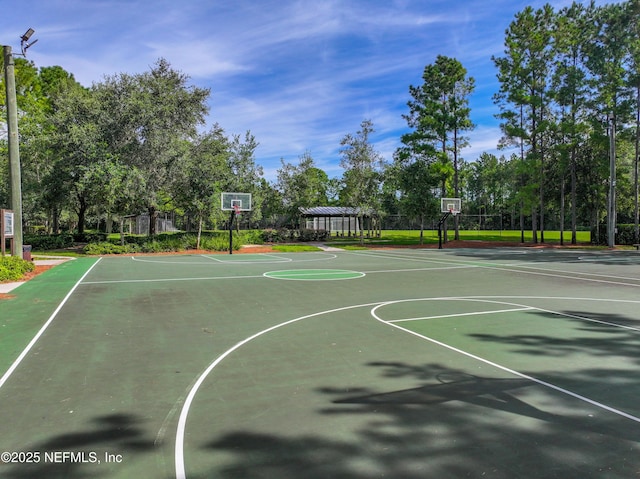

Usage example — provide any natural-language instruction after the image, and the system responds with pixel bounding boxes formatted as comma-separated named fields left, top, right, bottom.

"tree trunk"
left=120, top=218, right=125, bottom=246
left=635, top=84, right=640, bottom=244
left=197, top=214, right=203, bottom=250
left=52, top=205, right=60, bottom=234
left=531, top=207, right=537, bottom=244
left=560, top=180, right=565, bottom=246
left=77, top=195, right=87, bottom=235
left=148, top=206, right=157, bottom=236
left=571, top=146, right=577, bottom=245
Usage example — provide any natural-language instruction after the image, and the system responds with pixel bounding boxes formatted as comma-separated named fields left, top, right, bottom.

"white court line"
left=388, top=307, right=534, bottom=323
left=355, top=250, right=640, bottom=288
left=130, top=252, right=338, bottom=265
left=174, top=295, right=640, bottom=478
left=371, top=299, right=640, bottom=425
left=203, top=253, right=292, bottom=263
left=174, top=301, right=381, bottom=479
left=364, top=265, right=477, bottom=274
left=81, top=274, right=263, bottom=285
left=0, top=258, right=103, bottom=391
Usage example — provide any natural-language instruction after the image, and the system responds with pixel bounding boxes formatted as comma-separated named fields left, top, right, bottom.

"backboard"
left=441, top=198, right=461, bottom=214
left=221, top=192, right=252, bottom=212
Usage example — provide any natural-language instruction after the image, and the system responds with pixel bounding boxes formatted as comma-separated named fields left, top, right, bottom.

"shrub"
left=83, top=242, right=140, bottom=255
left=260, top=228, right=328, bottom=243
left=73, top=232, right=108, bottom=243
left=0, top=255, right=35, bottom=281
left=591, top=224, right=639, bottom=245
left=238, top=230, right=264, bottom=245
left=23, top=234, right=74, bottom=251
left=201, top=235, right=241, bottom=251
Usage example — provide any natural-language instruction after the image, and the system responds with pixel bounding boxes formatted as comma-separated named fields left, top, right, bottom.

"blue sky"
left=1, top=0, right=616, bottom=181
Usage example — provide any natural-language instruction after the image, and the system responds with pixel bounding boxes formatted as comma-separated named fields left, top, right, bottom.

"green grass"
left=271, top=245, right=323, bottom=252
left=327, top=229, right=592, bottom=246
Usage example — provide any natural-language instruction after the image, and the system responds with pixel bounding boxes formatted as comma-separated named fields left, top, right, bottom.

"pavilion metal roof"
left=299, top=206, right=372, bottom=216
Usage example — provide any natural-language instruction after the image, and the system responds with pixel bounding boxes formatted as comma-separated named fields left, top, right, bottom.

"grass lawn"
left=326, top=229, right=592, bottom=246
left=271, top=244, right=323, bottom=252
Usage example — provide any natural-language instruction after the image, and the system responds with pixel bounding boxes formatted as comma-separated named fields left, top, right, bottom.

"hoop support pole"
left=229, top=210, right=236, bottom=254
left=438, top=212, right=452, bottom=249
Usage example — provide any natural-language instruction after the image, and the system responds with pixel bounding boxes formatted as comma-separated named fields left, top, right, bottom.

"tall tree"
left=398, top=55, right=474, bottom=240
left=494, top=5, right=555, bottom=242
left=276, top=152, right=330, bottom=227
left=551, top=2, right=594, bottom=244
left=172, top=125, right=232, bottom=248
left=339, top=119, right=384, bottom=244
left=227, top=131, right=264, bottom=228
left=45, top=82, right=108, bottom=234
left=93, top=58, right=210, bottom=235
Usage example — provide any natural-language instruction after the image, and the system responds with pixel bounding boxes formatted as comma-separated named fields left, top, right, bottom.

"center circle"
left=263, top=269, right=365, bottom=281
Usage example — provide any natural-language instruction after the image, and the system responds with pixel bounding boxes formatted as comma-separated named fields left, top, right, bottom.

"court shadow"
left=470, top=309, right=640, bottom=365
left=449, top=248, right=640, bottom=266
left=198, top=362, right=640, bottom=479
left=1, top=413, right=153, bottom=479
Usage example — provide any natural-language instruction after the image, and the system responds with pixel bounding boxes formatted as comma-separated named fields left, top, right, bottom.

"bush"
left=84, top=233, right=242, bottom=254
left=83, top=242, right=140, bottom=255
left=0, top=255, right=35, bottom=281
left=261, top=228, right=329, bottom=243
left=73, top=232, right=108, bottom=243
left=201, top=235, right=241, bottom=251
left=238, top=229, right=264, bottom=245
left=591, top=224, right=639, bottom=245
left=23, top=234, right=74, bottom=251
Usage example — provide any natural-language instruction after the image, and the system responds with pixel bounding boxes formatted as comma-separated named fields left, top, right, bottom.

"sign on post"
left=1, top=209, right=15, bottom=256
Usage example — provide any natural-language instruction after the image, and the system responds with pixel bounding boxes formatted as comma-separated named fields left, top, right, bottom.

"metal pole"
left=608, top=115, right=616, bottom=248
left=3, top=46, right=23, bottom=257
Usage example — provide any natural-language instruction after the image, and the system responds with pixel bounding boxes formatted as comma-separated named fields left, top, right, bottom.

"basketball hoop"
left=233, top=204, right=241, bottom=216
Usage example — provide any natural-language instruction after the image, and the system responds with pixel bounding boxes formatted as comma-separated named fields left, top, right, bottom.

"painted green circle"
left=263, top=269, right=365, bottom=281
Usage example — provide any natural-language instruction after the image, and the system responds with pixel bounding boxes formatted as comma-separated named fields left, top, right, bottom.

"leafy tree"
left=172, top=125, right=231, bottom=248
left=227, top=131, right=264, bottom=228
left=276, top=151, right=330, bottom=227
left=339, top=119, right=385, bottom=244
left=399, top=55, right=474, bottom=240
left=93, top=58, right=210, bottom=235
left=551, top=2, right=595, bottom=244
left=45, top=82, right=108, bottom=234
left=494, top=5, right=555, bottom=242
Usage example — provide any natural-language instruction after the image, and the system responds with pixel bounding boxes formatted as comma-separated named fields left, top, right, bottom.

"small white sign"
left=3, top=210, right=14, bottom=237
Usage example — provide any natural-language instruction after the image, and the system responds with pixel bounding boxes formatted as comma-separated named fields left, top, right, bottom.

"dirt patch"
left=23, top=264, right=56, bottom=280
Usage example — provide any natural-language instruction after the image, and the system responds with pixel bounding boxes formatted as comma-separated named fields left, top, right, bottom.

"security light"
left=20, top=28, right=35, bottom=42
left=20, top=28, right=38, bottom=56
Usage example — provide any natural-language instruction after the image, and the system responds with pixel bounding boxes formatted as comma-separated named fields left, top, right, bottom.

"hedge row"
left=25, top=229, right=328, bottom=254
left=591, top=224, right=639, bottom=245
left=0, top=255, right=35, bottom=282
left=23, top=232, right=108, bottom=250
left=261, top=228, right=330, bottom=243
left=83, top=233, right=247, bottom=255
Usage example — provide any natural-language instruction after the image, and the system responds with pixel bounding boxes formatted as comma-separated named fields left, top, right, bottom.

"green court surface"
left=1, top=248, right=640, bottom=479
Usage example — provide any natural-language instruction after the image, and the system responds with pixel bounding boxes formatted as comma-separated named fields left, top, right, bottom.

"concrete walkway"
left=0, top=256, right=74, bottom=294
left=309, top=242, right=345, bottom=252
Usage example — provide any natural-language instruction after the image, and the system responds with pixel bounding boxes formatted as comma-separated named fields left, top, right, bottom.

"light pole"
left=608, top=113, right=616, bottom=248
left=3, top=28, right=37, bottom=257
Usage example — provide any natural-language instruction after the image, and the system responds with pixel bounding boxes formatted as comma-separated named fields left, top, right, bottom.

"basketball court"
left=1, top=244, right=640, bottom=479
